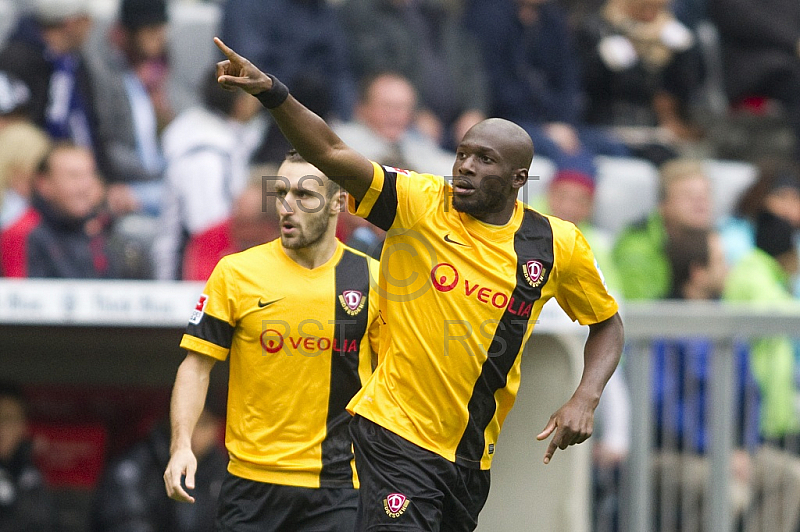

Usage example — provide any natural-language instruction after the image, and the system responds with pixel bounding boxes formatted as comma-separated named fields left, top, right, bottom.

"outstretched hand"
left=214, top=37, right=271, bottom=95
left=536, top=396, right=595, bottom=464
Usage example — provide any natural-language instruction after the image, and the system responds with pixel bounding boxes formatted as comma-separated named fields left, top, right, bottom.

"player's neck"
left=283, top=230, right=339, bottom=270
left=470, top=200, right=517, bottom=226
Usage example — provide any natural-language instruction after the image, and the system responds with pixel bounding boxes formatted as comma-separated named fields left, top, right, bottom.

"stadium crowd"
left=1, top=0, right=799, bottom=530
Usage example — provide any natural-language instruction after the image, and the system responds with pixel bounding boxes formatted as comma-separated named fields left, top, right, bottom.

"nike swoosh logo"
left=258, top=297, right=284, bottom=308
left=443, top=234, right=468, bottom=247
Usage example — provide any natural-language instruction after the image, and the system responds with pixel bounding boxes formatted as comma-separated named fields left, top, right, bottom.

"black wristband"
left=255, top=74, right=289, bottom=109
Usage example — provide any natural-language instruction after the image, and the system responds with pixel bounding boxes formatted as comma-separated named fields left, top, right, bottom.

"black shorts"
left=215, top=472, right=357, bottom=532
left=350, top=415, right=491, bottom=532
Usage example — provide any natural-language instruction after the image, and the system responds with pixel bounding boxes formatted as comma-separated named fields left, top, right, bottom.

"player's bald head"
left=463, top=118, right=534, bottom=171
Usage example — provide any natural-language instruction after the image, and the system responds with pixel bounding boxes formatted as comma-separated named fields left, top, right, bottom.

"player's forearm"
left=214, top=37, right=372, bottom=198
left=270, top=96, right=344, bottom=169
left=169, top=352, right=215, bottom=453
left=574, top=313, right=624, bottom=407
left=268, top=96, right=373, bottom=200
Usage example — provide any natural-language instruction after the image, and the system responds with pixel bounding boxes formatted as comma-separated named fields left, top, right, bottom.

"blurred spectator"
left=612, top=158, right=714, bottom=300
left=86, top=0, right=172, bottom=218
left=671, top=0, right=708, bottom=29
left=651, top=228, right=759, bottom=530
left=344, top=215, right=385, bottom=260
left=0, top=123, right=52, bottom=277
left=723, top=211, right=800, bottom=531
left=338, top=0, right=488, bottom=148
left=0, top=70, right=32, bottom=129
left=220, top=0, right=356, bottom=163
left=22, top=142, right=116, bottom=279
left=0, top=381, right=58, bottom=532
left=665, top=227, right=728, bottom=300
left=90, top=397, right=227, bottom=532
left=719, top=160, right=800, bottom=266
left=0, top=121, right=52, bottom=229
left=541, top=169, right=622, bottom=292
left=708, top=0, right=800, bottom=160
left=724, top=211, right=800, bottom=445
left=0, top=0, right=108, bottom=172
left=465, top=0, right=630, bottom=177
left=181, top=171, right=280, bottom=281
left=575, top=0, right=704, bottom=165
left=332, top=72, right=454, bottom=176
left=152, top=69, right=265, bottom=280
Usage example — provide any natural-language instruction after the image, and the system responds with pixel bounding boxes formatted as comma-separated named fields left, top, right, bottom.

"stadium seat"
left=593, top=156, right=660, bottom=237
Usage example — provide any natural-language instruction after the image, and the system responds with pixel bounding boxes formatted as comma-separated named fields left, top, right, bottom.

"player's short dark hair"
left=283, top=150, right=340, bottom=199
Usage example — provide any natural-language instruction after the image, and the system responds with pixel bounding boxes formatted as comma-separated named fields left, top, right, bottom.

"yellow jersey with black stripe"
left=181, top=239, right=381, bottom=488
left=346, top=163, right=618, bottom=469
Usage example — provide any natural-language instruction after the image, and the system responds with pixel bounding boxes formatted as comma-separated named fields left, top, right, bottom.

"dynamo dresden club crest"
left=384, top=492, right=410, bottom=518
left=339, top=290, right=365, bottom=316
left=523, top=260, right=546, bottom=288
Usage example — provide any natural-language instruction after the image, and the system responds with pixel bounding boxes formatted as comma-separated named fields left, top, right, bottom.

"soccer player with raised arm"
left=164, top=151, right=382, bottom=531
left=211, top=38, right=624, bottom=531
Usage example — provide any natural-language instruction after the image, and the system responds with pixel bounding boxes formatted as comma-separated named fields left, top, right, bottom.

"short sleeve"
left=554, top=225, right=619, bottom=325
left=179, top=257, right=238, bottom=360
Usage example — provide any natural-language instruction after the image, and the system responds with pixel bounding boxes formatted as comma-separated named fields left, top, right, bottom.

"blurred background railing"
left=620, top=302, right=800, bottom=532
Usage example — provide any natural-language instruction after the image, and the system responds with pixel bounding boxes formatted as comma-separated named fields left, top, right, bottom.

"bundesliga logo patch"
left=382, top=164, right=410, bottom=176
left=339, top=290, right=365, bottom=316
left=384, top=493, right=410, bottom=518
left=189, top=294, right=208, bottom=325
left=523, top=260, right=546, bottom=288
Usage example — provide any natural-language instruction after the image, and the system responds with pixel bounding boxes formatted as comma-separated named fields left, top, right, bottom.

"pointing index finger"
left=214, top=37, right=242, bottom=62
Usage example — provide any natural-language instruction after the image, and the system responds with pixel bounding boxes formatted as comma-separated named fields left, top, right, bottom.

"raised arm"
left=163, top=351, right=217, bottom=502
left=537, top=312, right=624, bottom=464
left=213, top=37, right=374, bottom=202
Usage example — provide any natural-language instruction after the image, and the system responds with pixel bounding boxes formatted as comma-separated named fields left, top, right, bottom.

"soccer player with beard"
left=211, top=38, right=624, bottom=531
left=164, top=150, right=382, bottom=531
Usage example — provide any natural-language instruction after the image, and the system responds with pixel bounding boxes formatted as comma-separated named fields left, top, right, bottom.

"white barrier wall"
left=477, top=330, right=591, bottom=532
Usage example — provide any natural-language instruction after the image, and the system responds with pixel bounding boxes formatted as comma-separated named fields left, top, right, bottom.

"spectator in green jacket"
left=539, top=168, right=622, bottom=295
left=724, top=210, right=800, bottom=444
left=612, top=158, right=713, bottom=300
left=723, top=209, right=800, bottom=531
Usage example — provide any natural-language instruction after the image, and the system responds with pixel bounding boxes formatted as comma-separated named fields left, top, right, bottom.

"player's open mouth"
left=281, top=221, right=297, bottom=235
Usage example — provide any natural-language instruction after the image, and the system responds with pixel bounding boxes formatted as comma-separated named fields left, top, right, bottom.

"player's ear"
left=330, top=190, right=347, bottom=216
left=511, top=167, right=529, bottom=190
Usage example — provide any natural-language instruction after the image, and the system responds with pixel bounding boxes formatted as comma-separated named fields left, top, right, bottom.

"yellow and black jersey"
left=346, top=162, right=618, bottom=470
left=181, top=239, right=381, bottom=488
